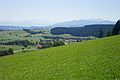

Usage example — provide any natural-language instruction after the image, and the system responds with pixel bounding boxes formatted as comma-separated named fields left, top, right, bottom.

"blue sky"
left=0, top=0, right=120, bottom=25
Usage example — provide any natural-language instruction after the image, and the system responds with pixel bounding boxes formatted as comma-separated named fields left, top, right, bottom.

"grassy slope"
left=0, top=35, right=120, bottom=80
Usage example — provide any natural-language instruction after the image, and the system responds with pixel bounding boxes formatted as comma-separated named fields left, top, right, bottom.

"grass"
left=0, top=45, right=36, bottom=51
left=0, top=45, right=23, bottom=51
left=0, top=35, right=120, bottom=80
left=0, top=30, right=29, bottom=42
left=0, top=30, right=37, bottom=51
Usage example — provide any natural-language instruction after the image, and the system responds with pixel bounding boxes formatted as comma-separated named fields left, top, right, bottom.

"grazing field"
left=0, top=45, right=36, bottom=51
left=0, top=30, right=29, bottom=42
left=0, top=30, right=75, bottom=43
left=0, top=45, right=23, bottom=51
left=0, top=35, right=120, bottom=80
left=0, top=30, right=41, bottom=43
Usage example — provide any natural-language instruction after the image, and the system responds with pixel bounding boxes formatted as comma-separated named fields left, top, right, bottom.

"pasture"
left=0, top=35, right=120, bottom=80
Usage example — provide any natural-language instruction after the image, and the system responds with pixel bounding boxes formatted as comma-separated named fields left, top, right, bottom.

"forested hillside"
left=51, top=24, right=114, bottom=37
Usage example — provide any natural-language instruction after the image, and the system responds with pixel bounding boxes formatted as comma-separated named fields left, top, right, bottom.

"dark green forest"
left=51, top=24, right=114, bottom=37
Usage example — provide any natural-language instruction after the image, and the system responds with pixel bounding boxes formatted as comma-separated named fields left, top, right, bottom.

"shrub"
left=0, top=48, right=14, bottom=57
left=53, top=41, right=65, bottom=47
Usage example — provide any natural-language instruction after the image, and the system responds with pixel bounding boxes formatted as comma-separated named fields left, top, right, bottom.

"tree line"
left=51, top=20, right=120, bottom=38
left=0, top=39, right=34, bottom=48
left=37, top=40, right=65, bottom=49
left=23, top=29, right=44, bottom=34
left=51, top=25, right=114, bottom=37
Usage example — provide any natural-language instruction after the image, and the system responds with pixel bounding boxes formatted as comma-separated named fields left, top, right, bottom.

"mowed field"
left=0, top=35, right=120, bottom=80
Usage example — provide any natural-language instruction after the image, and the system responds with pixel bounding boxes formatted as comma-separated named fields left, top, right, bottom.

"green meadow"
left=0, top=35, right=120, bottom=80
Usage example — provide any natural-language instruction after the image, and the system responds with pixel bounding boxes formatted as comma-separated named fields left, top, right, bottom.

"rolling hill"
left=0, top=35, right=120, bottom=80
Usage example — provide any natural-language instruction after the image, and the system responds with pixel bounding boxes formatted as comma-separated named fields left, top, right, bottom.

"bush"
left=42, top=42, right=53, bottom=48
left=8, top=48, right=14, bottom=54
left=106, top=31, right=112, bottom=37
left=53, top=41, right=65, bottom=47
left=0, top=48, right=14, bottom=57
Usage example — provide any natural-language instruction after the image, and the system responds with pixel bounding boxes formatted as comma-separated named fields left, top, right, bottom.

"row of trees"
left=23, top=29, right=44, bottom=34
left=37, top=41, right=65, bottom=49
left=0, top=48, right=14, bottom=57
left=0, top=40, right=34, bottom=48
left=51, top=25, right=114, bottom=37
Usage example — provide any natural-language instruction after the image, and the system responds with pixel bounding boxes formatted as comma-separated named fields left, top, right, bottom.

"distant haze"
left=52, top=19, right=115, bottom=27
left=0, top=0, right=120, bottom=26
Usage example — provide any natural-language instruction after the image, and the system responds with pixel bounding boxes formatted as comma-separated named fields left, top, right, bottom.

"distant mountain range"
left=52, top=19, right=115, bottom=27
left=0, top=26, right=25, bottom=30
left=0, top=19, right=52, bottom=26
left=0, top=26, right=50, bottom=30
left=0, top=19, right=116, bottom=30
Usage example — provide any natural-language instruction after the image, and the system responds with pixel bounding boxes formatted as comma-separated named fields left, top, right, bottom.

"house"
left=36, top=44, right=43, bottom=49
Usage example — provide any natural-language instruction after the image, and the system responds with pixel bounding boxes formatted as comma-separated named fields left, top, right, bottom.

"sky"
left=0, top=0, right=120, bottom=26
